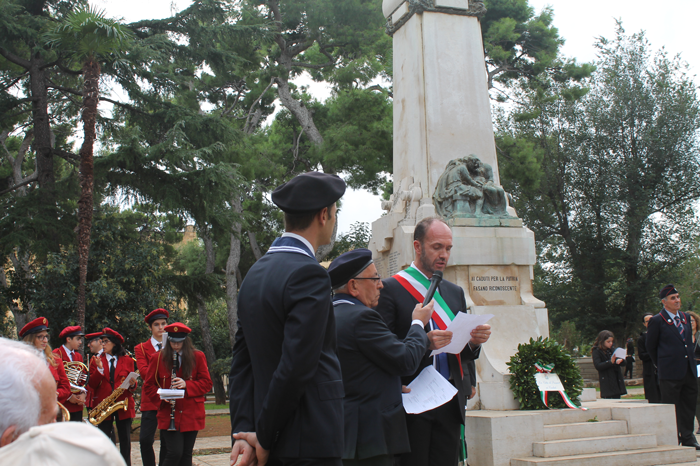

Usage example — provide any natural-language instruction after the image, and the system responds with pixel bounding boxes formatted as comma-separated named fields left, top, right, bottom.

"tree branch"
left=51, top=148, right=79, bottom=166
left=0, top=172, right=38, bottom=196
left=243, top=77, right=276, bottom=133
left=0, top=47, right=30, bottom=69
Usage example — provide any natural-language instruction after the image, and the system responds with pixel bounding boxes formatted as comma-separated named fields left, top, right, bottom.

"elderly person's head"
left=0, top=337, right=58, bottom=447
left=329, top=248, right=383, bottom=308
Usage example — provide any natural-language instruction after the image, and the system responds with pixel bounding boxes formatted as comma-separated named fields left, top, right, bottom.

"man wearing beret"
left=375, top=217, right=492, bottom=466
left=328, top=249, right=432, bottom=466
left=647, top=285, right=700, bottom=449
left=135, top=309, right=169, bottom=466
left=230, top=172, right=347, bottom=466
left=53, top=326, right=87, bottom=421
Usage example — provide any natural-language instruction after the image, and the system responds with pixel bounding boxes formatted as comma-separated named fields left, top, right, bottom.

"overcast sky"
left=94, top=0, right=699, bottom=234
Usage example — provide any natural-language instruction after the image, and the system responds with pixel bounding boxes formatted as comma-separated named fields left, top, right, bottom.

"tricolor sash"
left=394, top=267, right=455, bottom=331
left=394, top=266, right=463, bottom=377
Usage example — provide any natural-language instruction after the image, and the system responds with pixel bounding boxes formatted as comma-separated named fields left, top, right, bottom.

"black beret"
left=272, top=172, right=346, bottom=214
left=659, top=284, right=678, bottom=299
left=328, top=248, right=374, bottom=289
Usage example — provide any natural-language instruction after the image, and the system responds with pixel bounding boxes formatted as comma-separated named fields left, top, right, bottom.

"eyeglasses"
left=353, top=276, right=382, bottom=283
left=36, top=335, right=49, bottom=341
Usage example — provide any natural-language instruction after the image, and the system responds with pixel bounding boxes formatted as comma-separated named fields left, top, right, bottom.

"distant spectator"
left=0, top=337, right=58, bottom=447
left=638, top=313, right=660, bottom=403
left=592, top=330, right=627, bottom=399
left=624, top=338, right=635, bottom=379
left=688, top=311, right=700, bottom=433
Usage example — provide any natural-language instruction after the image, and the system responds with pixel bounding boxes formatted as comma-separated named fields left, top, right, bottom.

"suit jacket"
left=88, top=353, right=137, bottom=420
left=334, top=295, right=429, bottom=460
left=376, top=276, right=480, bottom=421
left=646, top=309, right=697, bottom=381
left=52, top=346, right=84, bottom=413
left=228, top=238, right=344, bottom=459
left=135, top=339, right=160, bottom=411
left=143, top=350, right=212, bottom=431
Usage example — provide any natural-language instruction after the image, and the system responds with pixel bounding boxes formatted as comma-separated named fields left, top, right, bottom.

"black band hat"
left=272, top=172, right=346, bottom=214
left=659, top=284, right=679, bottom=300
left=328, top=248, right=374, bottom=290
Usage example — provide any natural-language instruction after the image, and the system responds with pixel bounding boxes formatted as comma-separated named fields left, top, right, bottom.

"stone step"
left=544, top=420, right=628, bottom=441
left=511, top=446, right=696, bottom=466
left=533, top=433, right=656, bottom=457
left=540, top=407, right=612, bottom=426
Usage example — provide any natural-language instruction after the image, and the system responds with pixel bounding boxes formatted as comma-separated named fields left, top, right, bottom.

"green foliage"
left=497, top=24, right=700, bottom=341
left=27, top=208, right=181, bottom=349
left=507, top=337, right=584, bottom=410
left=327, top=221, right=370, bottom=261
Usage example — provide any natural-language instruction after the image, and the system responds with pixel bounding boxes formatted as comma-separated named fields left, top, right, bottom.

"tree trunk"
left=29, top=54, right=55, bottom=196
left=197, top=232, right=227, bottom=404
left=76, top=57, right=100, bottom=334
left=247, top=231, right=263, bottom=261
left=226, top=198, right=243, bottom=348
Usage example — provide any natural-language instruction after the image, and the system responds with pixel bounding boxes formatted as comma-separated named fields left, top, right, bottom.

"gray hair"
left=0, top=337, right=43, bottom=438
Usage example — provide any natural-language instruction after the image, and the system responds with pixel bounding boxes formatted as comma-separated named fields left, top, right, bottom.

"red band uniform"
left=53, top=325, right=86, bottom=421
left=135, top=308, right=169, bottom=466
left=84, top=331, right=104, bottom=410
left=19, top=317, right=72, bottom=418
left=144, top=323, right=212, bottom=466
left=88, top=327, right=137, bottom=466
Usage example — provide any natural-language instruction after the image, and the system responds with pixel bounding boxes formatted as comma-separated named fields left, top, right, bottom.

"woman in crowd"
left=19, top=317, right=73, bottom=418
left=88, top=327, right=137, bottom=466
left=688, top=311, right=700, bottom=433
left=144, top=323, right=212, bottom=466
left=592, top=330, right=627, bottom=399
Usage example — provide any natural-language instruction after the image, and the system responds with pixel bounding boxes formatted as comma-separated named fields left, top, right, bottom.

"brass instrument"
left=88, top=386, right=129, bottom=425
left=64, top=361, right=89, bottom=393
left=168, top=351, right=177, bottom=431
left=57, top=401, right=70, bottom=422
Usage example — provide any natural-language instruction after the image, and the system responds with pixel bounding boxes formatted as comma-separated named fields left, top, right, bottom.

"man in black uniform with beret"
left=646, top=284, right=700, bottom=449
left=328, top=249, right=432, bottom=466
left=230, top=172, right=346, bottom=466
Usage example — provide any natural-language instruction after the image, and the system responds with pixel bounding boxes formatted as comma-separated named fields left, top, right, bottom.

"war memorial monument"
left=369, top=0, right=697, bottom=464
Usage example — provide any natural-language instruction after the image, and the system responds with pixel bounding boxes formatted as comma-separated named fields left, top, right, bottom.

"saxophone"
left=88, top=386, right=130, bottom=425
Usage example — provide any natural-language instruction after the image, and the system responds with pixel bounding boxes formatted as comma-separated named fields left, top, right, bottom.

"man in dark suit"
left=375, top=217, right=491, bottom=466
left=328, top=249, right=431, bottom=466
left=229, top=172, right=347, bottom=466
left=646, top=284, right=699, bottom=449
left=638, top=312, right=660, bottom=403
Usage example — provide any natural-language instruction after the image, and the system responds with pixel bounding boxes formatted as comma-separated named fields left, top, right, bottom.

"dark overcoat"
left=592, top=347, right=627, bottom=398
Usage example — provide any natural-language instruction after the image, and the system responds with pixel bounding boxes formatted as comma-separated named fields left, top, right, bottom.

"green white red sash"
left=394, top=266, right=455, bottom=331
left=394, top=266, right=463, bottom=377
left=534, top=362, right=587, bottom=410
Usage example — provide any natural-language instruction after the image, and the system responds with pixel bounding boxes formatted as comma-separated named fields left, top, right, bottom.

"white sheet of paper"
left=118, top=372, right=140, bottom=390
left=401, top=366, right=458, bottom=414
left=612, top=348, right=626, bottom=360
left=696, top=364, right=700, bottom=378
left=158, top=388, right=185, bottom=400
left=535, top=372, right=565, bottom=392
left=430, top=313, right=494, bottom=356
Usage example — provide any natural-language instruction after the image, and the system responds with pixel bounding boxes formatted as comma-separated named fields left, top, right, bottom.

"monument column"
left=371, top=0, right=549, bottom=411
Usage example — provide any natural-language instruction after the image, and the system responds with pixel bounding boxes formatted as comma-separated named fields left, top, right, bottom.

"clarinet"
left=168, top=352, right=177, bottom=431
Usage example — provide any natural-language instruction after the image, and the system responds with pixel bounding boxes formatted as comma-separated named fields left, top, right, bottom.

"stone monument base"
left=465, top=400, right=694, bottom=466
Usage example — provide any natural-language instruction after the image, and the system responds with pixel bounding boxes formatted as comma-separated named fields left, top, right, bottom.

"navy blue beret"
left=328, top=248, right=374, bottom=289
left=659, top=284, right=678, bottom=299
left=272, top=172, right=346, bottom=214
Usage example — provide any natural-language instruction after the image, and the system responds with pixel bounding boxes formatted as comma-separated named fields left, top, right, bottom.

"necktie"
left=175, top=353, right=180, bottom=371
left=69, top=351, right=74, bottom=361
left=675, top=315, right=684, bottom=337
left=157, top=343, right=162, bottom=351
left=109, top=358, right=115, bottom=387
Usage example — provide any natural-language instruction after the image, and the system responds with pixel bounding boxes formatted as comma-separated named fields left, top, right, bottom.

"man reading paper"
left=375, top=217, right=491, bottom=466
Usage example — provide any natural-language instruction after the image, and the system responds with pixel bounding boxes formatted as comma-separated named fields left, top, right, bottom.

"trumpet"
left=168, top=351, right=177, bottom=431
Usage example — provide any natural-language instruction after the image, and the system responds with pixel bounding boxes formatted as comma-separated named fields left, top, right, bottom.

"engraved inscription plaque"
left=468, top=265, right=520, bottom=305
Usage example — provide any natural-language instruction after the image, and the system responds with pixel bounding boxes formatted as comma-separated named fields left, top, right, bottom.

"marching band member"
left=135, top=308, right=170, bottom=466
left=84, top=331, right=104, bottom=411
left=19, top=317, right=72, bottom=418
left=53, top=325, right=87, bottom=421
left=144, top=323, right=212, bottom=466
left=88, top=327, right=137, bottom=466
